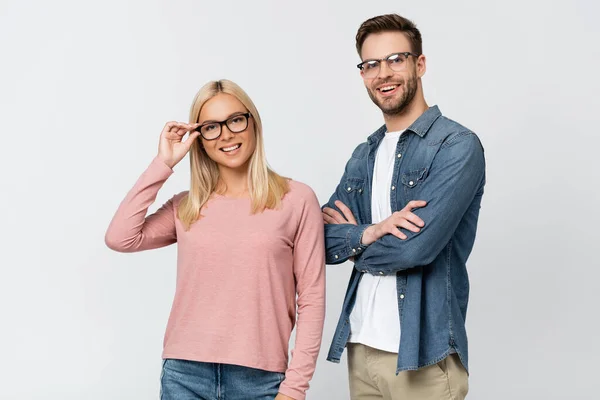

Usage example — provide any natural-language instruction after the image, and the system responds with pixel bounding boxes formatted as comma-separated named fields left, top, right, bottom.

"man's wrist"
left=361, top=224, right=377, bottom=246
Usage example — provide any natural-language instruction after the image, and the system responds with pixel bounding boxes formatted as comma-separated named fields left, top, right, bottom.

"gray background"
left=1, top=0, right=598, bottom=399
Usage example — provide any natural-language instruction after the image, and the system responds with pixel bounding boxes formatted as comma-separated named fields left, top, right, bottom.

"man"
left=322, top=14, right=485, bottom=399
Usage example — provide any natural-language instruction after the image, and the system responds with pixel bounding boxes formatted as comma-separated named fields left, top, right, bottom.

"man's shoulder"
left=350, top=141, right=369, bottom=160
left=427, top=115, right=482, bottom=149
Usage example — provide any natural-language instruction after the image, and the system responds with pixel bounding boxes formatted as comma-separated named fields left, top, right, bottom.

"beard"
left=367, top=72, right=418, bottom=116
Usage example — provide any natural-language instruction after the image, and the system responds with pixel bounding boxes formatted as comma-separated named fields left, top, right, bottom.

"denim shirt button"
left=409, top=181, right=414, bottom=186
left=391, top=186, right=396, bottom=191
left=352, top=248, right=356, bottom=253
left=400, top=294, right=405, bottom=299
left=397, top=153, right=402, bottom=158
left=334, top=255, right=339, bottom=259
left=347, top=187, right=352, bottom=191
left=379, top=271, right=384, bottom=275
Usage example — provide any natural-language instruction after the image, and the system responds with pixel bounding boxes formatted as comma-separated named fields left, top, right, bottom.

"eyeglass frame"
left=356, top=51, right=421, bottom=77
left=194, top=112, right=252, bottom=141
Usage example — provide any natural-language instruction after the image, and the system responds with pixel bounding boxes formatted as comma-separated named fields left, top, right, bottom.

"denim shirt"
left=323, top=106, right=485, bottom=374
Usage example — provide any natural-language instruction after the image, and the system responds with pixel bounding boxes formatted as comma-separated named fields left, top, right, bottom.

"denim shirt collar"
left=367, top=105, right=442, bottom=144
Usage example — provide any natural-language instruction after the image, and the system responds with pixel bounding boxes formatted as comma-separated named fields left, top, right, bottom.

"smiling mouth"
left=220, top=144, right=242, bottom=152
left=378, top=84, right=399, bottom=93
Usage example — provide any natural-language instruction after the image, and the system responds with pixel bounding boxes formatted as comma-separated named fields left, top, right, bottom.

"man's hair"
left=356, top=14, right=423, bottom=57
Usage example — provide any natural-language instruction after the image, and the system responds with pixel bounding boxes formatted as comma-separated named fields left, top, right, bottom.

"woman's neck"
left=216, top=166, right=250, bottom=198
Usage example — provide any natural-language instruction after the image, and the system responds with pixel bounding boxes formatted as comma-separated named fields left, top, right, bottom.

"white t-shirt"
left=348, top=130, right=404, bottom=353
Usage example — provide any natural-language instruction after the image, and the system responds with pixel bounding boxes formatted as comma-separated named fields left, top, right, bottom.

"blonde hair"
left=177, top=79, right=290, bottom=230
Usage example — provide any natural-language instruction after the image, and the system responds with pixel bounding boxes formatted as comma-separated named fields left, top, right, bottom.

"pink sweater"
left=105, top=157, right=326, bottom=400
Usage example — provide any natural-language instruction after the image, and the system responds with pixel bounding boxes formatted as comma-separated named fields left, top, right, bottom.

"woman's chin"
left=216, top=157, right=251, bottom=171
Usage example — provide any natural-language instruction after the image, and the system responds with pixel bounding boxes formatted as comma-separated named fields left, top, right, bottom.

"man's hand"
left=275, top=394, right=295, bottom=400
left=323, top=201, right=358, bottom=261
left=361, top=200, right=427, bottom=246
left=323, top=200, right=358, bottom=225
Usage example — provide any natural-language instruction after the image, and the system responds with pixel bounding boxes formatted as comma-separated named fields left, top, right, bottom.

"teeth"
left=381, top=85, right=397, bottom=92
left=222, top=144, right=241, bottom=152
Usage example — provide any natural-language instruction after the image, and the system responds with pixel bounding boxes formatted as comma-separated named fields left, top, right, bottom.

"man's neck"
left=383, top=97, right=429, bottom=133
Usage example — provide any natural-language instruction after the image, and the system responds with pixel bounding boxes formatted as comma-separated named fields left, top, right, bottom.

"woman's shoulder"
left=285, top=179, right=319, bottom=205
left=171, top=191, right=190, bottom=207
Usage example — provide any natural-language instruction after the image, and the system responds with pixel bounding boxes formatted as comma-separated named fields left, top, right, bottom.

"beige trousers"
left=347, top=343, right=469, bottom=400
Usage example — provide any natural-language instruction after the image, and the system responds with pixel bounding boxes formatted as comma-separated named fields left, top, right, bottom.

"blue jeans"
left=160, top=359, right=285, bottom=400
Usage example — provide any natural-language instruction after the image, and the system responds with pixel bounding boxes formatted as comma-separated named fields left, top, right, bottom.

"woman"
left=105, top=80, right=326, bottom=400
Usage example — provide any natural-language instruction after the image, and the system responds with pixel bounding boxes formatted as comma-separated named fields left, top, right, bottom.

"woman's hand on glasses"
left=157, top=121, right=201, bottom=169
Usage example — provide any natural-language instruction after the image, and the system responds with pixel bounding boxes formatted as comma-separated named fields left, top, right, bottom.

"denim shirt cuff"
left=346, top=224, right=372, bottom=258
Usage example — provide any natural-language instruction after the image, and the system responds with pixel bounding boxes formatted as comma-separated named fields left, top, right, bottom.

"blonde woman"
left=105, top=80, right=325, bottom=400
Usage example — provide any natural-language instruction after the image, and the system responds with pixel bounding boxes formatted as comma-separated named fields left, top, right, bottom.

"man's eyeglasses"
left=357, top=52, right=420, bottom=79
left=195, top=112, right=252, bottom=141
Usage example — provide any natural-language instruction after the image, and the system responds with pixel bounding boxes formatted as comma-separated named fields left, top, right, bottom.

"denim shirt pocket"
left=341, top=178, right=367, bottom=224
left=401, top=168, right=427, bottom=199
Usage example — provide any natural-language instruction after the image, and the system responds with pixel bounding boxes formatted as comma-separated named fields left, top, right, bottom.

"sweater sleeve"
left=278, top=184, right=326, bottom=400
left=105, top=157, right=179, bottom=252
